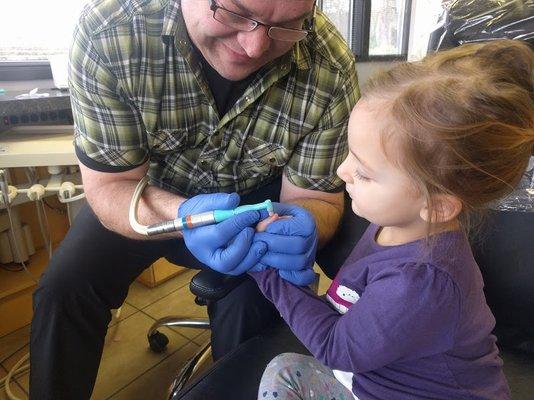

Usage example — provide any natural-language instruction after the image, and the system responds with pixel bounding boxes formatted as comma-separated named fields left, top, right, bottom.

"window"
left=0, top=0, right=87, bottom=62
left=369, top=0, right=410, bottom=56
left=320, top=0, right=413, bottom=61
left=408, top=0, right=445, bottom=61
left=320, top=0, right=354, bottom=48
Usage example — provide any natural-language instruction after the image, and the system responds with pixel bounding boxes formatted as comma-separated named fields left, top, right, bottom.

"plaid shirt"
left=70, top=0, right=360, bottom=197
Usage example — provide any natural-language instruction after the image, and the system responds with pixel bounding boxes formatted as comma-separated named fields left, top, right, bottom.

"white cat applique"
left=326, top=279, right=360, bottom=314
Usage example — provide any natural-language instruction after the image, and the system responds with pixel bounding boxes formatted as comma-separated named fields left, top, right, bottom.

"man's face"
left=181, top=0, right=315, bottom=81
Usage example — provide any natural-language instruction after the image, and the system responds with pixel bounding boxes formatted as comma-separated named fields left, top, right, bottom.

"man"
left=30, top=0, right=359, bottom=398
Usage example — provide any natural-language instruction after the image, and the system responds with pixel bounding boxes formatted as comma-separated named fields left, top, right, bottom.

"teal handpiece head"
left=213, top=199, right=273, bottom=222
left=145, top=199, right=274, bottom=236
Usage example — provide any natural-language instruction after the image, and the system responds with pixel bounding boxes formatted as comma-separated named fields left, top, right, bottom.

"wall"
left=356, top=60, right=398, bottom=88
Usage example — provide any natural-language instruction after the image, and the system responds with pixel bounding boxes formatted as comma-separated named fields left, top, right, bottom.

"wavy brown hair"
left=363, top=39, right=534, bottom=233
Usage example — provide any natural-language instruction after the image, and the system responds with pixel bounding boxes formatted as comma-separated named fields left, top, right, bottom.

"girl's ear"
left=419, top=194, right=462, bottom=223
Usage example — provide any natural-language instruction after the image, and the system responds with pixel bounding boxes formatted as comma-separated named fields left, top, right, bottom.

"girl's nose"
left=336, top=158, right=353, bottom=184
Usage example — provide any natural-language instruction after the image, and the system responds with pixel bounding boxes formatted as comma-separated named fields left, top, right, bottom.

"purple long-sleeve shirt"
left=249, top=224, right=510, bottom=400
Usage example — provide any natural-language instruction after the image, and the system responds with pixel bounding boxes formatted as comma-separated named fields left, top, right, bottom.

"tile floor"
left=1, top=267, right=332, bottom=400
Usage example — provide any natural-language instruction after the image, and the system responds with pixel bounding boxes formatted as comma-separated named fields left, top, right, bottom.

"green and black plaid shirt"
left=70, top=0, right=360, bottom=197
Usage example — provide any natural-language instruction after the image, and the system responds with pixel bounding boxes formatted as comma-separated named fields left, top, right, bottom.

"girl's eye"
left=354, top=170, right=370, bottom=181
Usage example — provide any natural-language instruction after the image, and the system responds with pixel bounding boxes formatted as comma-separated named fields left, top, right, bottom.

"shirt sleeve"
left=249, top=262, right=460, bottom=373
left=284, top=66, right=360, bottom=192
left=69, top=15, right=149, bottom=172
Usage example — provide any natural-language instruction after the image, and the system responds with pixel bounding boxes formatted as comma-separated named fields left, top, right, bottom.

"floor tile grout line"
left=15, top=374, right=29, bottom=396
left=0, top=342, right=30, bottom=370
left=1, top=362, right=29, bottom=397
left=108, top=307, right=143, bottom=328
left=125, top=272, right=197, bottom=311
left=0, top=327, right=30, bottom=365
left=123, top=300, right=141, bottom=311
left=169, top=326, right=205, bottom=343
left=191, top=334, right=211, bottom=347
left=0, top=325, right=29, bottom=342
left=136, top=308, right=195, bottom=343
left=103, top=340, right=198, bottom=400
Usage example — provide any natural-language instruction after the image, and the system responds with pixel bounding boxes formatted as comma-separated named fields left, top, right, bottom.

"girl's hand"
left=256, top=213, right=280, bottom=232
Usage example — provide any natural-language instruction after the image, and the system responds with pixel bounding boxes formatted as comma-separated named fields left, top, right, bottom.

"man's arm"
left=280, top=174, right=343, bottom=248
left=79, top=162, right=186, bottom=240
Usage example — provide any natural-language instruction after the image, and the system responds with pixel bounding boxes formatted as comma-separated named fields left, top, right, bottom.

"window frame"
left=320, top=0, right=412, bottom=62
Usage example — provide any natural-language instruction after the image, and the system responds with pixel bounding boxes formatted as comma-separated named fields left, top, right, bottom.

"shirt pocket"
left=148, top=129, right=190, bottom=155
left=240, top=136, right=289, bottom=178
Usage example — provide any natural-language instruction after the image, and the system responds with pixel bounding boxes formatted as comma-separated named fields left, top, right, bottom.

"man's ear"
left=419, top=194, right=462, bottom=223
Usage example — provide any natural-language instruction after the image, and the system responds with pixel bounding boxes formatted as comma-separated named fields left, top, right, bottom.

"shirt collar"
left=291, top=41, right=312, bottom=70
left=161, top=0, right=182, bottom=39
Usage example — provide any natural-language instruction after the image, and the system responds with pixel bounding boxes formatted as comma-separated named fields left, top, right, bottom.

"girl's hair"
left=363, top=39, right=534, bottom=233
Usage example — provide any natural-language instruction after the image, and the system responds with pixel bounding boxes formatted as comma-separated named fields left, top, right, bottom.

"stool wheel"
left=194, top=296, right=207, bottom=306
left=148, top=330, right=169, bottom=353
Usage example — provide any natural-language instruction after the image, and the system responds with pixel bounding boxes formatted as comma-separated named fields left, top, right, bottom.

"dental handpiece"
left=145, top=199, right=274, bottom=236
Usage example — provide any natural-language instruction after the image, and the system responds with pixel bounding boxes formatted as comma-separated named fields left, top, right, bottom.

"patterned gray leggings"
left=258, top=353, right=356, bottom=400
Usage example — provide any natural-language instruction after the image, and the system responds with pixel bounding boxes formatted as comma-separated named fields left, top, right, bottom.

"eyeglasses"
left=208, top=0, right=315, bottom=42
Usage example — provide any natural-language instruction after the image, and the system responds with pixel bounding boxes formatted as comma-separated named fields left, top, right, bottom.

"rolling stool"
left=147, top=268, right=246, bottom=394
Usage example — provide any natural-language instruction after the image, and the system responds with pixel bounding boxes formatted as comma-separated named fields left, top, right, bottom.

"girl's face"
left=337, top=100, right=426, bottom=232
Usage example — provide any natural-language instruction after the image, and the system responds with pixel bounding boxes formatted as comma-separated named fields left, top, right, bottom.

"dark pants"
left=30, top=180, right=282, bottom=399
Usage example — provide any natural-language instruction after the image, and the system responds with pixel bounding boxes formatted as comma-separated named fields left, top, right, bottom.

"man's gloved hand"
left=251, top=202, right=318, bottom=286
left=179, top=193, right=267, bottom=275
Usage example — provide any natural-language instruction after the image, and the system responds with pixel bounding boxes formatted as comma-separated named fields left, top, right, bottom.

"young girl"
left=249, top=39, right=533, bottom=400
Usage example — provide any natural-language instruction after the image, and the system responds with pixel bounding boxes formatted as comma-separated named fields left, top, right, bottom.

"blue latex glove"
left=179, top=193, right=267, bottom=275
left=252, top=202, right=318, bottom=286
